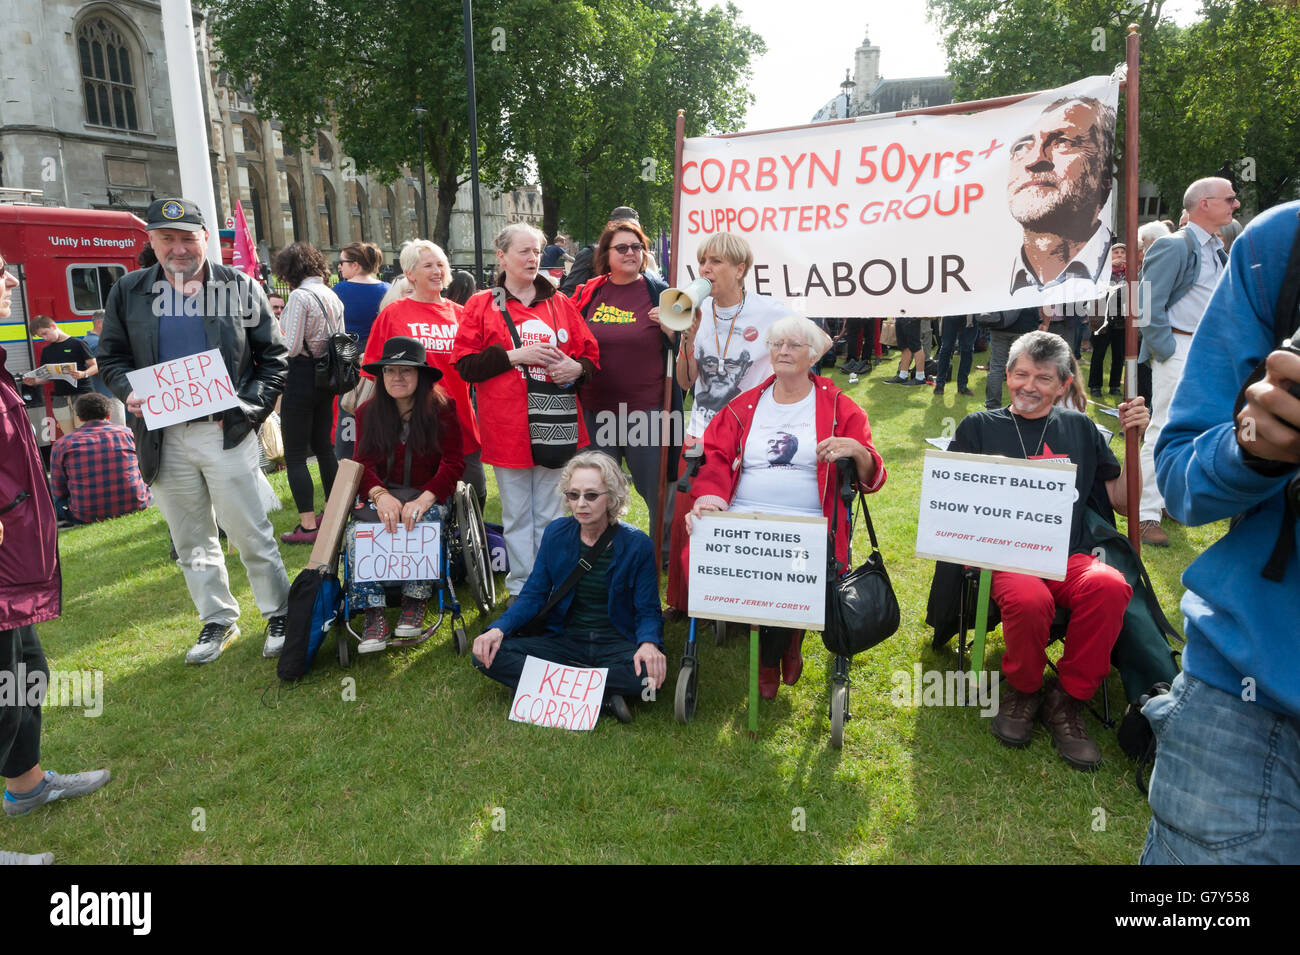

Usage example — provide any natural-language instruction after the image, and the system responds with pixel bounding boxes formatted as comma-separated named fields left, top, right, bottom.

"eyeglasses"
left=1209, top=195, right=1239, bottom=203
left=337, top=259, right=354, bottom=268
left=767, top=340, right=805, bottom=352
left=564, top=490, right=608, bottom=502
left=611, top=243, right=644, bottom=255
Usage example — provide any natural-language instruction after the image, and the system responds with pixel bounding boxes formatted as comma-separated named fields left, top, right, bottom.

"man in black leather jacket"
left=99, top=198, right=291, bottom=665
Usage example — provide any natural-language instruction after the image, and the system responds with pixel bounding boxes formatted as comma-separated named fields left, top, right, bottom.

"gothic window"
left=78, top=17, right=139, bottom=130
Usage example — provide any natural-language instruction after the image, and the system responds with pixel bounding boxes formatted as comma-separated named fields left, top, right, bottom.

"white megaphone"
left=658, top=277, right=713, bottom=332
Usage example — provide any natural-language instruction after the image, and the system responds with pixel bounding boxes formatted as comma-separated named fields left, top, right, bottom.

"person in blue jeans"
left=933, top=313, right=977, bottom=396
left=1140, top=201, right=1300, bottom=864
left=472, top=451, right=665, bottom=723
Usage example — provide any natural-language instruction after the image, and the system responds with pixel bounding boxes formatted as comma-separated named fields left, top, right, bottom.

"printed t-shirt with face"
left=363, top=297, right=481, bottom=453
left=515, top=300, right=569, bottom=384
left=730, top=387, right=821, bottom=517
left=949, top=407, right=1119, bottom=554
left=686, top=292, right=785, bottom=439
left=577, top=278, right=661, bottom=415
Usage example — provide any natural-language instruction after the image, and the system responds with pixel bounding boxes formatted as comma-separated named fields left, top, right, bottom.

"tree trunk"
left=540, top=176, right=561, bottom=241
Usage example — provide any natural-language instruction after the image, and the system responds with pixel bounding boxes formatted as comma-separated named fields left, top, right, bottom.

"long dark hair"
left=355, top=371, right=448, bottom=476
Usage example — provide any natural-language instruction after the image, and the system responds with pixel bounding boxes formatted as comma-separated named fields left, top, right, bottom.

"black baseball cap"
left=609, top=205, right=639, bottom=222
left=145, top=197, right=207, bottom=232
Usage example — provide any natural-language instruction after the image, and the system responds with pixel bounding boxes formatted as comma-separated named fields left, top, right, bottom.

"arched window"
left=317, top=176, right=336, bottom=248
left=78, top=16, right=139, bottom=130
left=286, top=173, right=304, bottom=242
left=315, top=133, right=333, bottom=166
left=351, top=182, right=368, bottom=243
left=241, top=120, right=262, bottom=158
left=384, top=187, right=398, bottom=248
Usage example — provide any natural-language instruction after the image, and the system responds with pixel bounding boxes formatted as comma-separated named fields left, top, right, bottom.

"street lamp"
left=840, top=69, right=856, bottom=119
left=462, top=0, right=485, bottom=285
left=413, top=96, right=431, bottom=239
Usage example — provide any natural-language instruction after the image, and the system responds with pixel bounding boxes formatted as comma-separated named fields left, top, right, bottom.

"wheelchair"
left=335, top=481, right=495, bottom=667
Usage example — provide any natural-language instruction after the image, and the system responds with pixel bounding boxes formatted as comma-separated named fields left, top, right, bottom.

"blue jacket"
left=1136, top=227, right=1202, bottom=363
left=1155, top=201, right=1300, bottom=718
left=489, top=517, right=663, bottom=648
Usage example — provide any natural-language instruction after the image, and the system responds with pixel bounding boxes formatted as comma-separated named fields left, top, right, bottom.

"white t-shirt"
left=731, top=387, right=821, bottom=517
left=686, top=292, right=786, bottom=438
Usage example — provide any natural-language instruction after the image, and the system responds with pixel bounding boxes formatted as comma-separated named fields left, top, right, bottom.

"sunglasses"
left=611, top=243, right=644, bottom=255
left=564, top=490, right=608, bottom=502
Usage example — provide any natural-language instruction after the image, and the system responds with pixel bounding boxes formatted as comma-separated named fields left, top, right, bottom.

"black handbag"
left=302, top=287, right=361, bottom=395
left=822, top=459, right=900, bottom=657
left=496, top=297, right=578, bottom=470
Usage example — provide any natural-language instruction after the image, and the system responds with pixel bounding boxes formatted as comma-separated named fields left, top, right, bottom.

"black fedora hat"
left=362, top=336, right=444, bottom=384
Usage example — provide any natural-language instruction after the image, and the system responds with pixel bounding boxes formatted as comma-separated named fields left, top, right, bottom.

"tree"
left=926, top=0, right=1300, bottom=215
left=206, top=0, right=764, bottom=252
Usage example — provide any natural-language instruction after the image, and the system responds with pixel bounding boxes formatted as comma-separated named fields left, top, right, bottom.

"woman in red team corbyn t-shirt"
left=453, top=223, right=600, bottom=599
left=363, top=240, right=485, bottom=505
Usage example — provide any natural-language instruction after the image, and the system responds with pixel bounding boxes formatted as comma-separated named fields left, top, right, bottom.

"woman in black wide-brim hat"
left=348, top=336, right=464, bottom=652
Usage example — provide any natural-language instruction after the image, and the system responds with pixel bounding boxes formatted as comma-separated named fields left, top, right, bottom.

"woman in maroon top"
left=570, top=220, right=672, bottom=544
left=348, top=337, right=464, bottom=652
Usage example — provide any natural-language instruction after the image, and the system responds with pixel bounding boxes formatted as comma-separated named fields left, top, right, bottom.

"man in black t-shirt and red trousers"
left=951, top=331, right=1147, bottom=770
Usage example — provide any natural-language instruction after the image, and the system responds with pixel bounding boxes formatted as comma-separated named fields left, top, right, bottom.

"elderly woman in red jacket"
left=452, top=223, right=599, bottom=601
left=688, top=314, right=886, bottom=699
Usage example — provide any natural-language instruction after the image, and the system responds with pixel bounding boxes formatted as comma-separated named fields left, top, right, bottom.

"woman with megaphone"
left=570, top=220, right=673, bottom=547
left=664, top=232, right=789, bottom=617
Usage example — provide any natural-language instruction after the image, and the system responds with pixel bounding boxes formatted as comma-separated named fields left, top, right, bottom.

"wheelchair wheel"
left=337, top=629, right=351, bottom=669
left=674, top=660, right=698, bottom=723
left=455, top=483, right=495, bottom=614
left=713, top=619, right=729, bottom=646
left=829, top=683, right=848, bottom=749
left=452, top=625, right=469, bottom=656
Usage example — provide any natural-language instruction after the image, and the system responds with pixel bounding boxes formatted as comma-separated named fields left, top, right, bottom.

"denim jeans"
left=934, top=316, right=976, bottom=389
left=1140, top=672, right=1300, bottom=864
left=984, top=329, right=1022, bottom=409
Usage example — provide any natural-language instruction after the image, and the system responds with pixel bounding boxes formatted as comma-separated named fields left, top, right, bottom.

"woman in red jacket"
left=348, top=337, right=464, bottom=652
left=688, top=315, right=886, bottom=699
left=452, top=223, right=599, bottom=600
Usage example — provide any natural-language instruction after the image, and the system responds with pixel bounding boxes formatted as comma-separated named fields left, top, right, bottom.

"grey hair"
left=558, top=450, right=630, bottom=521
left=1006, top=329, right=1073, bottom=384
left=494, top=222, right=545, bottom=255
left=1137, top=220, right=1171, bottom=251
left=1183, top=177, right=1231, bottom=212
left=399, top=239, right=449, bottom=277
left=1039, top=95, right=1116, bottom=198
left=764, top=314, right=832, bottom=362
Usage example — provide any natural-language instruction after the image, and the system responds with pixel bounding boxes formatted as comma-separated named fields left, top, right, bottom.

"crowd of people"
left=4, top=178, right=1297, bottom=864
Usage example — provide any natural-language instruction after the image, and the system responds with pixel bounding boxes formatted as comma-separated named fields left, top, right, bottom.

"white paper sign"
left=688, top=511, right=828, bottom=629
left=352, top=522, right=441, bottom=582
left=916, top=450, right=1076, bottom=579
left=508, top=655, right=607, bottom=731
left=125, top=349, right=241, bottom=430
left=676, top=76, right=1118, bottom=317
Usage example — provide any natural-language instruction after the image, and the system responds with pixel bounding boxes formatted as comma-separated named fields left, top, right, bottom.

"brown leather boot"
left=990, top=682, right=1043, bottom=748
left=1040, top=680, right=1102, bottom=771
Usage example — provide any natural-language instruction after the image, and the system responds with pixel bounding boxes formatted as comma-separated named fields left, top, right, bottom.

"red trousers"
left=991, top=552, right=1132, bottom=700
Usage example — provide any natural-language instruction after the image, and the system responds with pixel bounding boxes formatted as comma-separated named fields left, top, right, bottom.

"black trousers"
left=475, top=630, right=646, bottom=698
left=1088, top=323, right=1126, bottom=391
left=282, top=355, right=339, bottom=515
left=0, top=626, right=47, bottom=778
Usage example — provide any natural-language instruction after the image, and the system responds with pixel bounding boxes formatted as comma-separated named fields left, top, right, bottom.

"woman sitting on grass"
left=348, top=337, right=464, bottom=653
left=471, top=451, right=664, bottom=724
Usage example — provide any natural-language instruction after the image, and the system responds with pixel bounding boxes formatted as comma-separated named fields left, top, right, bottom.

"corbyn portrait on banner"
left=1006, top=96, right=1116, bottom=300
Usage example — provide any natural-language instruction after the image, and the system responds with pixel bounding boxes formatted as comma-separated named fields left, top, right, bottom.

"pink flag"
left=233, top=201, right=258, bottom=277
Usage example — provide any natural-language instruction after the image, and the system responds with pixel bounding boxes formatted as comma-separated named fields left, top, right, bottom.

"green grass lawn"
left=15, top=349, right=1219, bottom=864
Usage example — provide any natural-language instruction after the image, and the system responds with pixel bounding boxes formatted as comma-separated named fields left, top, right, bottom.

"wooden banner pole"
left=1124, top=25, right=1143, bottom=552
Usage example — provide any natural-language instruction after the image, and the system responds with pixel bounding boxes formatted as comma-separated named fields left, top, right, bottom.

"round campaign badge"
left=162, top=200, right=185, bottom=220
left=742, top=325, right=758, bottom=342
left=557, top=328, right=569, bottom=343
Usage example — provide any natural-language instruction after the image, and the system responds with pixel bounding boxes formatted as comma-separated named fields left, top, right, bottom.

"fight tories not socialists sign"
left=915, top=450, right=1076, bottom=580
left=688, top=512, right=827, bottom=630
left=675, top=76, right=1119, bottom=317
left=125, top=349, right=241, bottom=430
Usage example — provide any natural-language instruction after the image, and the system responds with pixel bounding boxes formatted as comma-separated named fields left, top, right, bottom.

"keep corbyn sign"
left=675, top=76, right=1118, bottom=316
left=509, top=655, right=608, bottom=731
left=126, top=349, right=240, bottom=430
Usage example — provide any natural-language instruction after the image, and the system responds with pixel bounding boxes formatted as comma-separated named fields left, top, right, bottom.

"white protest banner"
left=675, top=76, right=1118, bottom=317
left=508, top=655, right=607, bottom=731
left=688, top=511, right=827, bottom=629
left=125, top=349, right=241, bottom=430
left=352, top=522, right=441, bottom=583
left=915, top=450, right=1076, bottom=579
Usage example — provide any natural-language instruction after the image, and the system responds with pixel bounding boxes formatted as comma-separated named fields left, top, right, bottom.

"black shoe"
left=1089, top=387, right=1103, bottom=398
left=933, top=383, right=946, bottom=395
left=1109, top=387, right=1123, bottom=397
left=957, top=387, right=976, bottom=396
left=603, top=694, right=633, bottom=724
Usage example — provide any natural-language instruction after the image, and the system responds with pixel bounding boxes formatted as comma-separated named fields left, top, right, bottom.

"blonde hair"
left=378, top=275, right=412, bottom=312
left=696, top=232, right=754, bottom=280
left=765, top=314, right=831, bottom=363
left=494, top=223, right=545, bottom=255
left=399, top=239, right=449, bottom=278
left=559, top=451, right=630, bottom=522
